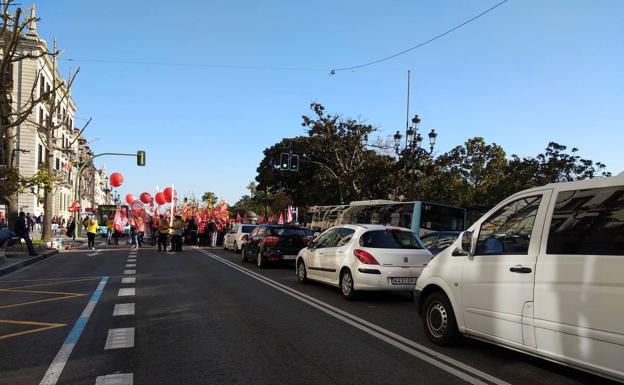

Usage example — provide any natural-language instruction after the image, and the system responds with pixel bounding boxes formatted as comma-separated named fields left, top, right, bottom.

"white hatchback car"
left=296, top=224, right=432, bottom=299
left=223, top=224, right=257, bottom=253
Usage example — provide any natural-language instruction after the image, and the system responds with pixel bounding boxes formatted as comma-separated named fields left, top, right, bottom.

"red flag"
left=268, top=215, right=274, bottom=224
left=277, top=212, right=284, bottom=224
left=286, top=206, right=293, bottom=223
left=114, top=209, right=128, bottom=233
left=236, top=213, right=241, bottom=222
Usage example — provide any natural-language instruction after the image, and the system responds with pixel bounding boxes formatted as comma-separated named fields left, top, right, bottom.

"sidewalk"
left=0, top=248, right=59, bottom=277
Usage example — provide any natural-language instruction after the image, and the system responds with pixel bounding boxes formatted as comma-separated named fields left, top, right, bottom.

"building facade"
left=0, top=6, right=106, bottom=221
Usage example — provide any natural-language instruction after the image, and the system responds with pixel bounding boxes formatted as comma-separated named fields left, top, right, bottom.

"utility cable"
left=330, top=0, right=510, bottom=74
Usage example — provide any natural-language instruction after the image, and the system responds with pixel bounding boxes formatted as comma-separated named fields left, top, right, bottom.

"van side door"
left=462, top=189, right=552, bottom=346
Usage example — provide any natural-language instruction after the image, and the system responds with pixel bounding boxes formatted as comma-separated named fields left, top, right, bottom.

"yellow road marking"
left=0, top=277, right=100, bottom=290
left=0, top=319, right=66, bottom=341
left=0, top=276, right=99, bottom=283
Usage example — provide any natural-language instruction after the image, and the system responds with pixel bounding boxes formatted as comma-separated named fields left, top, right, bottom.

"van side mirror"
left=459, top=231, right=473, bottom=255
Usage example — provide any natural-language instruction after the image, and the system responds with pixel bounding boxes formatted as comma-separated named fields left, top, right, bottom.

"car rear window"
left=359, top=230, right=423, bottom=249
left=241, top=225, right=256, bottom=233
left=268, top=227, right=306, bottom=237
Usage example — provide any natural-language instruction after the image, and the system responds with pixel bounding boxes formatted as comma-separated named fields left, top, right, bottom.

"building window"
left=37, top=144, right=43, bottom=168
left=55, top=157, right=60, bottom=170
left=39, top=74, right=45, bottom=97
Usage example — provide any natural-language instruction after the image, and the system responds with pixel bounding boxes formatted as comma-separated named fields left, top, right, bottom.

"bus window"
left=421, top=204, right=465, bottom=231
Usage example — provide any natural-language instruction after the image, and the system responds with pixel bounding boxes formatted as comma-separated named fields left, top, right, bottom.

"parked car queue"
left=222, top=172, right=624, bottom=382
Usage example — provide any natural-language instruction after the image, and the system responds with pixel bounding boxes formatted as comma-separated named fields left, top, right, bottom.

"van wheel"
left=340, top=269, right=356, bottom=300
left=241, top=246, right=247, bottom=262
left=297, top=260, right=307, bottom=283
left=422, top=292, right=460, bottom=346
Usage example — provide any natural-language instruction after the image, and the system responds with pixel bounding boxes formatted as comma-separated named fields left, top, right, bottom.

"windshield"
left=359, top=230, right=423, bottom=249
left=241, top=225, right=256, bottom=233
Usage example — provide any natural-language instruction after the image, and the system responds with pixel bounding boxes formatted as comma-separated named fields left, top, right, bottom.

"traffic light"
left=280, top=153, right=289, bottom=170
left=137, top=150, right=146, bottom=166
left=289, top=154, right=299, bottom=171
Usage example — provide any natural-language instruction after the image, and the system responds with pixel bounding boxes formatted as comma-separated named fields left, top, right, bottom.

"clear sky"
left=36, top=0, right=624, bottom=204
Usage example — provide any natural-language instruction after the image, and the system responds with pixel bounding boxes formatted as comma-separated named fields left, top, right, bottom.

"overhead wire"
left=330, top=0, right=511, bottom=73
left=60, top=0, right=510, bottom=75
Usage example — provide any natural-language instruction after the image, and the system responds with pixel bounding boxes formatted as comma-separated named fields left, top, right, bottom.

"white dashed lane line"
left=104, top=328, right=135, bottom=350
left=95, top=373, right=133, bottom=385
left=113, top=303, right=135, bottom=317
left=117, top=288, right=135, bottom=297
left=121, top=277, right=135, bottom=284
left=123, top=270, right=136, bottom=275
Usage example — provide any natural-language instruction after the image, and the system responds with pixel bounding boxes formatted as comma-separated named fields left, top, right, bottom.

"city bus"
left=305, top=200, right=466, bottom=236
left=96, top=204, right=130, bottom=236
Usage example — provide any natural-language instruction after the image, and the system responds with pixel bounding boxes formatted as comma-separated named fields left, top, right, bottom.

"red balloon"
left=140, top=192, right=152, bottom=204
left=163, top=187, right=176, bottom=203
left=125, top=194, right=135, bottom=205
left=155, top=192, right=166, bottom=205
left=110, top=172, right=123, bottom=187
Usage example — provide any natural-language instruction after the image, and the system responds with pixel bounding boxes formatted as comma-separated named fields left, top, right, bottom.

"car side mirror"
left=457, top=231, right=473, bottom=256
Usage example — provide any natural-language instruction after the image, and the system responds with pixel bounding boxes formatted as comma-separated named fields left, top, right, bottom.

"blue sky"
left=37, top=0, right=624, bottom=203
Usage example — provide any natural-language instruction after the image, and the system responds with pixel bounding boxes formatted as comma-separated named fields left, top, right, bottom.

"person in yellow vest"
left=86, top=215, right=99, bottom=250
left=157, top=215, right=170, bottom=252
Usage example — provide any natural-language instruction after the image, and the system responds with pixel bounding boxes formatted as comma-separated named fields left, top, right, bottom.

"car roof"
left=510, top=172, right=624, bottom=198
left=330, top=224, right=413, bottom=232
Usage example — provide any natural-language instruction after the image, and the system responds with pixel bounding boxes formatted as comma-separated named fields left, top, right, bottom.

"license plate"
left=390, top=277, right=417, bottom=285
left=282, top=255, right=297, bottom=260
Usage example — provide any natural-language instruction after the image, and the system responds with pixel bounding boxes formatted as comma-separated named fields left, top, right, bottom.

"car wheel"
left=422, top=291, right=461, bottom=346
left=257, top=249, right=265, bottom=268
left=241, top=246, right=247, bottom=262
left=340, top=269, right=356, bottom=300
left=297, top=260, right=307, bottom=283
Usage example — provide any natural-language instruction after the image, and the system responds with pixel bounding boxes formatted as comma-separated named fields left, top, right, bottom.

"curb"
left=0, top=250, right=59, bottom=277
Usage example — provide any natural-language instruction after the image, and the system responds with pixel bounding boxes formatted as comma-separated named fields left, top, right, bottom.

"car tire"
left=241, top=246, right=247, bottom=262
left=297, top=260, right=307, bottom=283
left=422, top=291, right=461, bottom=346
left=340, top=269, right=356, bottom=300
left=257, top=249, right=265, bottom=269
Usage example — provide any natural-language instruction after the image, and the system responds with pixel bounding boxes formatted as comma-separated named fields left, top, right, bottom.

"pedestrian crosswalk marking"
left=104, top=327, right=134, bottom=349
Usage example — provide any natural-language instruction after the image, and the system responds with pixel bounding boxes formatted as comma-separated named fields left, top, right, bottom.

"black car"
left=241, top=225, right=309, bottom=268
left=420, top=231, right=461, bottom=256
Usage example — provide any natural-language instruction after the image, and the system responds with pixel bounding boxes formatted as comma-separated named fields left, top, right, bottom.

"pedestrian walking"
left=15, top=212, right=38, bottom=256
left=86, top=215, right=98, bottom=250
left=105, top=216, right=114, bottom=245
left=172, top=216, right=184, bottom=251
left=157, top=215, right=170, bottom=252
left=66, top=217, right=75, bottom=238
left=208, top=221, right=217, bottom=248
left=188, top=218, right=198, bottom=245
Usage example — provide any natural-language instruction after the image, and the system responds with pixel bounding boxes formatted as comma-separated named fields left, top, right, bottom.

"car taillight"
left=353, top=249, right=379, bottom=265
left=264, top=236, right=281, bottom=244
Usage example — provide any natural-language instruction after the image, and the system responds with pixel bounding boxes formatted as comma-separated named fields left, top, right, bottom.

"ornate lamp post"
left=393, top=114, right=438, bottom=200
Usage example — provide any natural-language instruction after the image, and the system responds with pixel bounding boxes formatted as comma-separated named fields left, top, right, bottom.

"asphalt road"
left=0, top=242, right=616, bottom=385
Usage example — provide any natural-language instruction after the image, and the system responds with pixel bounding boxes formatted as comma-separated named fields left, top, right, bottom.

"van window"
left=476, top=195, right=542, bottom=255
left=547, top=187, right=624, bottom=255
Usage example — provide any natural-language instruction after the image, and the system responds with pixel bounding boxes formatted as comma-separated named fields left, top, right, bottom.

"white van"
left=415, top=173, right=624, bottom=381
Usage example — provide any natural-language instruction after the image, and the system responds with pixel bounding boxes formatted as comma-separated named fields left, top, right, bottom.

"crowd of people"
left=150, top=214, right=228, bottom=252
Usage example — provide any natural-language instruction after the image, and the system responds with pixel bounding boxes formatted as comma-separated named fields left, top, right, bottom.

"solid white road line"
left=95, top=373, right=133, bottom=385
left=104, top=328, right=135, bottom=350
left=117, top=288, right=135, bottom=297
left=194, top=247, right=509, bottom=385
left=113, top=303, right=135, bottom=317
left=39, top=277, right=108, bottom=385
left=121, top=277, right=136, bottom=284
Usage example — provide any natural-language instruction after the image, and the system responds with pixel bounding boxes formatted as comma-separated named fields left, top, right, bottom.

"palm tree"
left=201, top=192, right=218, bottom=207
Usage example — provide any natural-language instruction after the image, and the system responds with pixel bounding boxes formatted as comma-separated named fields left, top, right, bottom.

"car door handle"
left=509, top=265, right=532, bottom=274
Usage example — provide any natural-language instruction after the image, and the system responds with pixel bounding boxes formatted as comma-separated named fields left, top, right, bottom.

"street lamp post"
left=393, top=114, right=438, bottom=200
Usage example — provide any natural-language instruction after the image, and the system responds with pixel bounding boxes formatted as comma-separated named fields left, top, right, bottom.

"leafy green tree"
left=201, top=191, right=218, bottom=207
